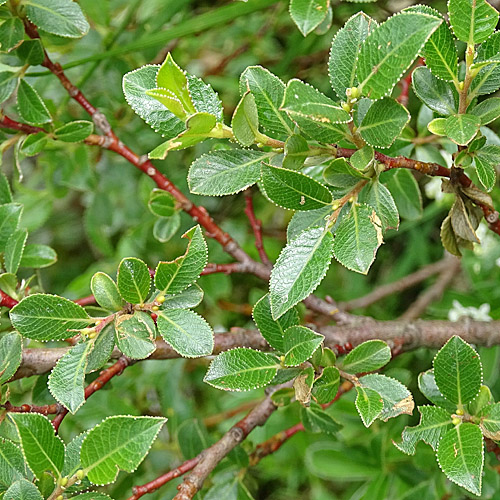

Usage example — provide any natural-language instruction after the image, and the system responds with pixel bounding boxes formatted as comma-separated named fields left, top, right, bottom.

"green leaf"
left=404, top=5, right=458, bottom=82
left=0, top=171, right=12, bottom=204
left=270, top=227, right=333, bottom=319
left=418, top=370, right=457, bottom=412
left=91, top=272, right=123, bottom=312
left=323, top=158, right=366, bottom=189
left=252, top=293, right=299, bottom=352
left=357, top=12, right=442, bottom=99
left=15, top=40, right=44, bottom=65
left=428, top=117, right=447, bottom=136
left=289, top=0, right=328, bottom=36
left=359, top=180, right=399, bottom=231
left=441, top=214, right=463, bottom=257
left=153, top=214, right=180, bottom=243
left=4, top=229, right=27, bottom=274
left=283, top=134, right=310, bottom=170
left=332, top=203, right=383, bottom=275
left=470, top=97, right=500, bottom=125
left=204, top=348, right=279, bottom=391
left=48, top=341, right=94, bottom=413
left=382, top=169, right=422, bottom=220
left=260, top=163, right=333, bottom=211
left=188, top=150, right=271, bottom=196
left=0, top=439, right=26, bottom=490
left=161, top=284, right=204, bottom=310
left=341, top=340, right=391, bottom=374
left=154, top=225, right=207, bottom=295
left=0, top=18, right=24, bottom=52
left=148, top=189, right=176, bottom=217
left=312, top=366, right=340, bottom=404
left=149, top=112, right=216, bottom=159
left=0, top=332, right=22, bottom=384
left=25, top=0, right=89, bottom=38
left=448, top=0, right=498, bottom=44
left=350, top=146, right=375, bottom=171
left=445, top=114, right=481, bottom=145
left=231, top=91, right=259, bottom=146
left=360, top=373, right=414, bottom=421
left=478, top=403, right=500, bottom=440
left=470, top=33, right=500, bottom=97
left=300, top=402, right=342, bottom=434
left=358, top=97, right=409, bottom=148
left=10, top=294, right=92, bottom=341
left=412, top=66, right=458, bottom=116
left=355, top=386, right=383, bottom=427
left=156, top=308, right=214, bottom=358
left=474, top=145, right=499, bottom=191
left=395, top=405, right=452, bottom=455
left=283, top=325, right=323, bottom=367
left=81, top=415, right=166, bottom=485
left=433, top=336, right=482, bottom=407
left=8, top=413, right=64, bottom=479
left=21, top=133, right=47, bottom=157
left=0, top=72, right=17, bottom=104
left=17, top=80, right=51, bottom=125
left=468, top=385, right=492, bottom=416
left=240, top=66, right=294, bottom=139
left=329, top=12, right=377, bottom=100
left=0, top=203, right=23, bottom=252
left=0, top=273, right=17, bottom=297
left=86, top=324, right=115, bottom=373
left=115, top=312, right=156, bottom=360
left=4, top=480, right=42, bottom=500
left=54, top=121, right=93, bottom=142
left=117, top=257, right=151, bottom=304
left=437, top=423, right=484, bottom=496
left=19, top=244, right=57, bottom=268
left=123, top=65, right=184, bottom=139
left=287, top=206, right=331, bottom=241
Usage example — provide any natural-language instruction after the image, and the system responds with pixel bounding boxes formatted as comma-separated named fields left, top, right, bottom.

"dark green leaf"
left=283, top=134, right=309, bottom=170
left=19, top=244, right=57, bottom=268
left=0, top=332, right=22, bottom=384
left=91, top=272, right=123, bottom=312
left=17, top=80, right=51, bottom=125
left=355, top=386, right=383, bottom=427
left=283, top=325, right=323, bottom=366
left=0, top=18, right=24, bottom=52
left=117, top=257, right=151, bottom=304
left=0, top=72, right=17, bottom=103
left=114, top=312, right=156, bottom=359
left=312, top=366, right=340, bottom=404
left=470, top=97, right=500, bottom=125
left=54, top=121, right=93, bottom=142
left=382, top=169, right=422, bottom=220
left=412, top=66, right=458, bottom=116
left=359, top=180, right=399, bottom=230
left=448, top=0, right=498, bottom=44
left=0, top=203, right=23, bottom=252
left=231, top=91, right=259, bottom=147
left=289, top=0, right=329, bottom=36
left=4, top=480, right=42, bottom=500
left=0, top=439, right=26, bottom=490
left=341, top=340, right=391, bottom=374
left=300, top=402, right=341, bottom=434
left=4, top=229, right=27, bottom=274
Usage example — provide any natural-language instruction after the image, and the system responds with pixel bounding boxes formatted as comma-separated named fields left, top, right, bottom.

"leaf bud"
left=452, top=417, right=461, bottom=426
left=156, top=295, right=166, bottom=304
left=76, top=469, right=85, bottom=480
left=152, top=305, right=159, bottom=311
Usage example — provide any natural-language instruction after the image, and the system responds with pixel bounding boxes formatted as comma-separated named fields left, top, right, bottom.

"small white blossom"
left=448, top=300, right=492, bottom=322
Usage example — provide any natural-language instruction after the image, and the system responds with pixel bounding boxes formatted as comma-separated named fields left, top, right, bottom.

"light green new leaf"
left=260, top=163, right=333, bottom=211
left=479, top=403, right=500, bottom=440
left=54, top=121, right=93, bottom=142
left=355, top=386, right=383, bottom=427
left=0, top=204, right=23, bottom=252
left=9, top=413, right=65, bottom=479
left=470, top=97, right=500, bottom=125
left=117, top=257, right=151, bottom=304
left=360, top=373, right=414, bottom=421
left=358, top=97, right=409, bottom=148
left=204, top=348, right=279, bottom=391
left=154, top=225, right=207, bottom=295
left=474, top=145, right=499, bottom=191
left=17, top=80, right=51, bottom=125
left=48, top=341, right=94, bottom=414
left=404, top=5, right=458, bottom=82
left=148, top=189, right=176, bottom=218
left=418, top=370, right=457, bottom=412
left=4, top=480, right=42, bottom=500
left=270, top=227, right=333, bottom=319
left=4, top=229, right=27, bottom=274
left=433, top=336, right=482, bottom=406
left=19, top=244, right=57, bottom=268
left=10, top=294, right=92, bottom=341
left=156, top=308, right=214, bottom=358
left=91, top=272, right=123, bottom=312
left=356, top=12, right=442, bottom=99
left=240, top=66, right=294, bottom=139
left=382, top=169, right=422, bottom=220
left=0, top=332, right=22, bottom=384
left=252, top=293, right=300, bottom=352
left=445, top=114, right=481, bottom=145
left=153, top=214, right=180, bottom=243
left=283, top=326, right=324, bottom=367
left=25, top=0, right=89, bottom=38
left=289, top=0, right=329, bottom=36
left=468, top=385, right=492, bottom=416
left=0, top=18, right=24, bottom=52
left=300, top=402, right=342, bottom=434
left=188, top=150, right=272, bottom=196
left=329, top=12, right=377, bottom=100
left=81, top=415, right=166, bottom=485
left=359, top=180, right=399, bottom=231
left=448, top=0, right=498, bottom=44
left=0, top=439, right=26, bottom=490
left=332, top=203, right=383, bottom=275
left=115, top=312, right=156, bottom=360
left=395, top=405, right=452, bottom=455
left=437, top=423, right=484, bottom=496
left=231, top=92, right=259, bottom=146
left=312, top=366, right=340, bottom=404
left=341, top=340, right=391, bottom=374
left=412, top=66, right=458, bottom=116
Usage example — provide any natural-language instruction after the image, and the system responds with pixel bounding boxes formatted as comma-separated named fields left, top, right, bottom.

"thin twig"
left=244, top=189, right=272, bottom=266
left=0, top=290, right=18, bottom=308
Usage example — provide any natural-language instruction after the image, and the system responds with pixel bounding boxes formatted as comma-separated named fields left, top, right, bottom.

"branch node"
left=487, top=211, right=499, bottom=224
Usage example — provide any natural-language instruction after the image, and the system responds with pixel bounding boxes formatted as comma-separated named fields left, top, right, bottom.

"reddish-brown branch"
left=0, top=289, right=18, bottom=308
left=397, top=58, right=423, bottom=107
left=244, top=189, right=272, bottom=266
left=73, top=294, right=96, bottom=306
left=0, top=115, right=46, bottom=135
left=201, top=263, right=246, bottom=275
left=3, top=401, right=61, bottom=415
left=203, top=399, right=262, bottom=427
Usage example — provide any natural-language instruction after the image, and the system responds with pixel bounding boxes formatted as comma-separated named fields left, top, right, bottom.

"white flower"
left=448, top=300, right=491, bottom=322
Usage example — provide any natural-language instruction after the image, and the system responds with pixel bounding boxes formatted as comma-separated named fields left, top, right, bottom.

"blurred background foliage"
left=2, top=0, right=500, bottom=498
